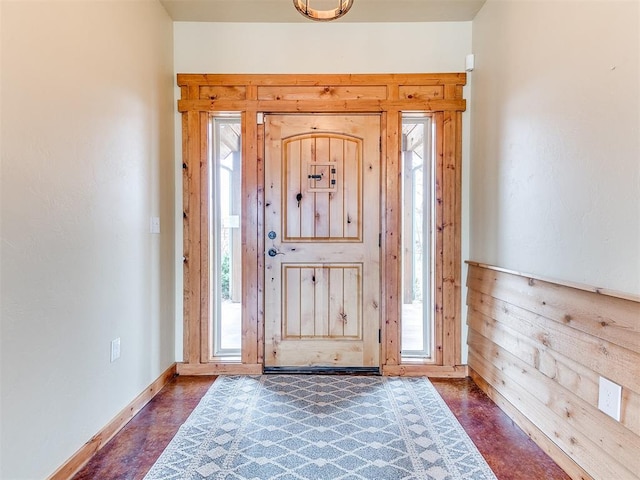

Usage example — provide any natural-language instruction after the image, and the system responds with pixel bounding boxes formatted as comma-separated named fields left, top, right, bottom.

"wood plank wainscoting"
left=466, top=262, right=640, bottom=480
left=178, top=74, right=467, bottom=377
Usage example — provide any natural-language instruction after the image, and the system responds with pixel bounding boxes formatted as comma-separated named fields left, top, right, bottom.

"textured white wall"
left=173, top=21, right=474, bottom=362
left=174, top=22, right=472, bottom=73
left=0, top=1, right=175, bottom=478
left=470, top=0, right=640, bottom=295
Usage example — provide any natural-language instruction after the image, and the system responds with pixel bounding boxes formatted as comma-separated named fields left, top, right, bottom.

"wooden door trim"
left=178, top=73, right=466, bottom=376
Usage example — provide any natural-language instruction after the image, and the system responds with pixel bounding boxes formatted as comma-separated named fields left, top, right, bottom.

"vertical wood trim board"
left=441, top=110, right=460, bottom=366
left=384, top=109, right=401, bottom=367
left=256, top=122, right=266, bottom=366
left=466, top=262, right=640, bottom=480
left=199, top=112, right=211, bottom=363
left=433, top=112, right=445, bottom=366
left=183, top=110, right=201, bottom=364
left=242, top=109, right=259, bottom=365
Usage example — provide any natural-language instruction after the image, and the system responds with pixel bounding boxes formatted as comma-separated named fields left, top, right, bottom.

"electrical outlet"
left=150, top=216, right=160, bottom=234
left=598, top=376, right=622, bottom=421
left=110, top=337, right=121, bottom=363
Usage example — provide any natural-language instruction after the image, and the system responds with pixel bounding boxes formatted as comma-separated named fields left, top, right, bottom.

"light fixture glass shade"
left=293, top=0, right=354, bottom=21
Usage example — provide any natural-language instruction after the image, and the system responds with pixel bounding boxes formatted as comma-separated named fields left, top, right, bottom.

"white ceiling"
left=160, top=0, right=487, bottom=23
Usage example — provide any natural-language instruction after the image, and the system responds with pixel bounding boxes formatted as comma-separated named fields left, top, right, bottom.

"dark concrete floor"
left=72, top=375, right=570, bottom=480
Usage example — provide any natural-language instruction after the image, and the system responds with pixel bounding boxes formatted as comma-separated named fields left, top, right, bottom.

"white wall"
left=174, top=22, right=471, bottom=74
left=173, top=21, right=474, bottom=362
left=0, top=1, right=175, bottom=478
left=470, top=0, right=640, bottom=295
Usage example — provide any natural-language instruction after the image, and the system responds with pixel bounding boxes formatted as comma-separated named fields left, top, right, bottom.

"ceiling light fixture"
left=293, top=0, right=354, bottom=21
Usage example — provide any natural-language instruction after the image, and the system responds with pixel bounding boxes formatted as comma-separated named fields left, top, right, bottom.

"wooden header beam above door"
left=177, top=73, right=466, bottom=113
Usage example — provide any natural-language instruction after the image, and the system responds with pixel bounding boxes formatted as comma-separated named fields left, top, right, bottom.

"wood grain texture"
left=242, top=110, right=259, bottom=365
left=441, top=110, right=460, bottom=366
left=281, top=265, right=363, bottom=340
left=383, top=364, right=468, bottom=377
left=281, top=135, right=361, bottom=241
left=199, top=85, right=246, bottom=100
left=453, top=112, right=463, bottom=363
left=263, top=115, right=380, bottom=368
left=469, top=369, right=592, bottom=480
left=467, top=265, right=640, bottom=354
left=257, top=85, right=387, bottom=101
left=181, top=111, right=191, bottom=362
left=384, top=109, right=401, bottom=367
left=179, top=73, right=466, bottom=373
left=467, top=263, right=640, bottom=480
left=199, top=112, right=210, bottom=363
left=256, top=123, right=265, bottom=365
left=176, top=363, right=262, bottom=375
left=398, top=85, right=444, bottom=100
left=466, top=261, right=640, bottom=302
left=178, top=99, right=466, bottom=114
left=183, top=110, right=202, bottom=364
left=48, top=364, right=177, bottom=480
left=468, top=332, right=640, bottom=464
left=178, top=73, right=467, bottom=88
left=432, top=112, right=445, bottom=366
left=378, top=112, right=389, bottom=367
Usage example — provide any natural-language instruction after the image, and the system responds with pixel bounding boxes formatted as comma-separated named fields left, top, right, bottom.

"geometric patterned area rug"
left=144, top=375, right=497, bottom=480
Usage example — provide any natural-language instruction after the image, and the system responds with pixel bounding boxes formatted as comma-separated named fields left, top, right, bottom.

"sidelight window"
left=210, top=115, right=242, bottom=357
left=401, top=115, right=435, bottom=359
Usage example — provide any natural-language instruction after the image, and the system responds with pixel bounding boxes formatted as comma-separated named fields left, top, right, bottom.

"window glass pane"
left=210, top=116, right=242, bottom=357
left=401, top=116, right=433, bottom=358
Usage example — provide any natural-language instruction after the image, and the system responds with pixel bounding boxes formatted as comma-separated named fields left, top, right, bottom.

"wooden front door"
left=264, top=114, right=381, bottom=370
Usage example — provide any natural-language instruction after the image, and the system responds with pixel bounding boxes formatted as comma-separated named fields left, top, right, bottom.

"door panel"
left=282, top=134, right=362, bottom=241
left=264, top=114, right=381, bottom=368
left=282, top=264, right=362, bottom=339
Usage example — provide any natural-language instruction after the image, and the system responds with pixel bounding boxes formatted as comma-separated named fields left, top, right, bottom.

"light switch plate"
left=110, top=337, right=121, bottom=363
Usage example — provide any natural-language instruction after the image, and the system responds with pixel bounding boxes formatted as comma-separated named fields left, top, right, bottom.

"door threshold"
left=263, top=366, right=381, bottom=375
